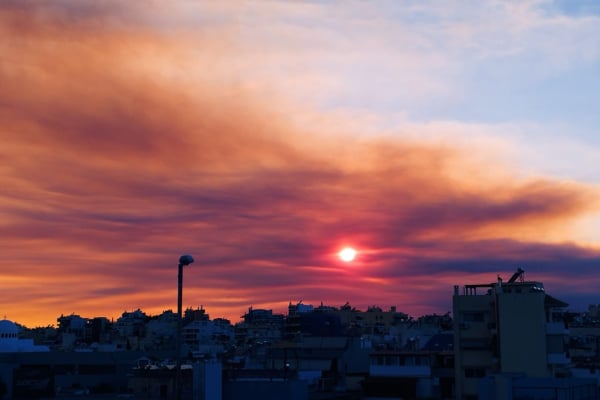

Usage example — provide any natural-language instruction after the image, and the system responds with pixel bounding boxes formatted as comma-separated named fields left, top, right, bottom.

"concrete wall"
left=497, top=292, right=548, bottom=377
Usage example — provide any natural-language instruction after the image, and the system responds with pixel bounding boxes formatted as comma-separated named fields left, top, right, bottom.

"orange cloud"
left=1, top=2, right=599, bottom=327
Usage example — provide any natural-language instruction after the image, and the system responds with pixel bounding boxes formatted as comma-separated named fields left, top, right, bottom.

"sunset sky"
left=2, top=0, right=600, bottom=328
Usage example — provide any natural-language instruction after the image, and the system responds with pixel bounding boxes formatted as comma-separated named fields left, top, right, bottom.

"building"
left=235, top=308, right=284, bottom=346
left=453, top=268, right=571, bottom=400
left=142, top=310, right=178, bottom=352
left=56, top=314, right=88, bottom=350
left=0, top=320, right=49, bottom=353
left=0, top=350, right=144, bottom=399
left=362, top=333, right=454, bottom=399
left=115, top=309, right=148, bottom=350
left=478, top=374, right=597, bottom=400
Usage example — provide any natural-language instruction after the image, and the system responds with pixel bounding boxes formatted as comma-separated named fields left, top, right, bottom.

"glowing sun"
left=338, top=247, right=357, bottom=262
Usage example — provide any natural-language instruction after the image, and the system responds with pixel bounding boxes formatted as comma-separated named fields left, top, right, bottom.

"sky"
left=1, top=0, right=600, bottom=328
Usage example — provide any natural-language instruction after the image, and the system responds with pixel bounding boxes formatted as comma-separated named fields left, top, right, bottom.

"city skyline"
left=1, top=1, right=600, bottom=328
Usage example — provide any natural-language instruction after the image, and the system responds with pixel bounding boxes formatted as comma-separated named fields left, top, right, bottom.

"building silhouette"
left=3, top=269, right=600, bottom=399
left=452, top=268, right=577, bottom=399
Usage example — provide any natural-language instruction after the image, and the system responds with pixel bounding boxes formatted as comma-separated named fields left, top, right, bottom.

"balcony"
left=370, top=365, right=431, bottom=378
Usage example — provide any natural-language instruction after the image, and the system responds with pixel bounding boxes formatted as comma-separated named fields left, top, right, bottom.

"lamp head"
left=179, top=254, right=194, bottom=266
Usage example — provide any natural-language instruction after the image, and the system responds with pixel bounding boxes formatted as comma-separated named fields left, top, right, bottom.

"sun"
left=338, top=247, right=357, bottom=262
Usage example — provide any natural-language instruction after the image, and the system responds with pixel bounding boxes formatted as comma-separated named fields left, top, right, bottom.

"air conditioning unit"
left=459, top=322, right=470, bottom=330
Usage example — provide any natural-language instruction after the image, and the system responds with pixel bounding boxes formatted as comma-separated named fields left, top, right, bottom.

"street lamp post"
left=176, top=254, right=194, bottom=400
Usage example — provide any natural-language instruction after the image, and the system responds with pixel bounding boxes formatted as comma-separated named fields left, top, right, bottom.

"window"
left=464, top=368, right=485, bottom=378
left=462, top=312, right=485, bottom=323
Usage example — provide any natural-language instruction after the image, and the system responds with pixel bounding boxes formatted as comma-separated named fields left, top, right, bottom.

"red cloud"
left=1, top=2, right=599, bottom=327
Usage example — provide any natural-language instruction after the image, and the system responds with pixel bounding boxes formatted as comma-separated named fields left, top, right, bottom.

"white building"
left=0, top=320, right=49, bottom=353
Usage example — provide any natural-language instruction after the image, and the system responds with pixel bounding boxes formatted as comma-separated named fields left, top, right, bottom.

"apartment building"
left=453, top=268, right=570, bottom=400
